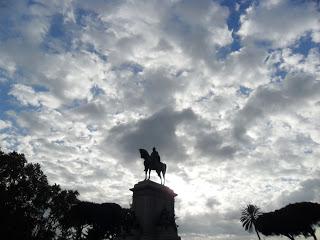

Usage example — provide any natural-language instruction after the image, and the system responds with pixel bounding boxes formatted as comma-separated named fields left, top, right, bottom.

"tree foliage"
left=256, top=202, right=320, bottom=240
left=67, top=201, right=136, bottom=240
left=240, top=204, right=262, bottom=240
left=0, top=150, right=79, bottom=239
left=241, top=202, right=320, bottom=240
left=0, top=150, right=137, bottom=240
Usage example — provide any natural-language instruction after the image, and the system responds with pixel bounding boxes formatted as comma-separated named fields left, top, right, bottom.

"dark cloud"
left=100, top=67, right=189, bottom=117
left=15, top=111, right=53, bottom=135
left=142, top=68, right=187, bottom=111
left=160, top=0, right=231, bottom=69
left=105, top=107, right=236, bottom=166
left=104, top=107, right=196, bottom=163
left=233, top=72, right=320, bottom=141
left=277, top=178, right=320, bottom=206
left=72, top=101, right=107, bottom=121
left=195, top=131, right=236, bottom=159
left=283, top=72, right=320, bottom=99
left=77, top=0, right=125, bottom=16
left=206, top=197, right=221, bottom=209
left=154, top=38, right=173, bottom=51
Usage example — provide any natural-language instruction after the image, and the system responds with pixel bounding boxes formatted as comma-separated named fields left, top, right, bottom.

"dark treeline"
left=241, top=203, right=320, bottom=240
left=2, top=149, right=319, bottom=240
left=0, top=150, right=137, bottom=240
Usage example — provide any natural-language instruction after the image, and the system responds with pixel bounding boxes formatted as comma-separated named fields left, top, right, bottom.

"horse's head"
left=139, top=149, right=150, bottom=161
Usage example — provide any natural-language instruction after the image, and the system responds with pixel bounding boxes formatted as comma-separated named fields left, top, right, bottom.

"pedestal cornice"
left=130, top=180, right=177, bottom=198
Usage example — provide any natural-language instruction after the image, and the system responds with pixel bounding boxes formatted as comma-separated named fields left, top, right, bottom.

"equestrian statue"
left=139, top=147, right=167, bottom=185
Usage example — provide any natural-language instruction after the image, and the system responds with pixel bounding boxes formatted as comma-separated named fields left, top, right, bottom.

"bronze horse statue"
left=139, top=148, right=167, bottom=185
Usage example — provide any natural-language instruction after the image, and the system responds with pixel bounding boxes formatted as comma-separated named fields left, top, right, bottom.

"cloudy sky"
left=0, top=0, right=320, bottom=239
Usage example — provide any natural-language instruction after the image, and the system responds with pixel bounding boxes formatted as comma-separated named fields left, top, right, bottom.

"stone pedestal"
left=130, top=180, right=180, bottom=240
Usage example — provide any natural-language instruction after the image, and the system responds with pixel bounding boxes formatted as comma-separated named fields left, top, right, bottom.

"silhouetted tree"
left=240, top=204, right=262, bottom=240
left=0, top=150, right=79, bottom=240
left=67, top=201, right=137, bottom=240
left=255, top=202, right=320, bottom=240
left=241, top=202, right=320, bottom=240
left=0, top=150, right=140, bottom=240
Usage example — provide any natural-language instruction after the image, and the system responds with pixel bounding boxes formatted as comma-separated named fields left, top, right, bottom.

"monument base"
left=129, top=180, right=181, bottom=240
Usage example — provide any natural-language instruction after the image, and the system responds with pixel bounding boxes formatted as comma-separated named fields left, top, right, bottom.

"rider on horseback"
left=139, top=147, right=167, bottom=185
left=151, top=147, right=161, bottom=164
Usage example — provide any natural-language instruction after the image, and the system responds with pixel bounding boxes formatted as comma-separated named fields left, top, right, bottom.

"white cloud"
left=9, top=84, right=62, bottom=108
left=238, top=0, right=320, bottom=47
left=312, top=30, right=320, bottom=43
left=0, top=1, right=320, bottom=240
left=9, top=84, right=40, bottom=106
left=0, top=120, right=11, bottom=130
left=280, top=47, right=320, bottom=77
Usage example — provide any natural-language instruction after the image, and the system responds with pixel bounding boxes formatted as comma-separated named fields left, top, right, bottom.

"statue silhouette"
left=151, top=147, right=160, bottom=163
left=139, top=148, right=167, bottom=185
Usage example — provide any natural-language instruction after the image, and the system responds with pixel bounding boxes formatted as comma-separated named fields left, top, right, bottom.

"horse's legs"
left=144, top=169, right=147, bottom=180
left=157, top=170, right=162, bottom=184
left=148, top=169, right=151, bottom=180
left=162, top=164, right=166, bottom=185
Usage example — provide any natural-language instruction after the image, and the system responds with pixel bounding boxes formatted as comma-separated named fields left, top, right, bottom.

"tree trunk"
left=311, top=231, right=317, bottom=240
left=254, top=226, right=261, bottom=240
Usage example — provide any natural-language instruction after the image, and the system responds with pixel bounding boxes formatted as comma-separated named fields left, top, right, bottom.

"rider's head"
left=153, top=147, right=156, bottom=151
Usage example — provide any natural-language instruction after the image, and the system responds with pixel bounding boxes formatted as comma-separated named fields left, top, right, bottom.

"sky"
left=0, top=0, right=320, bottom=239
